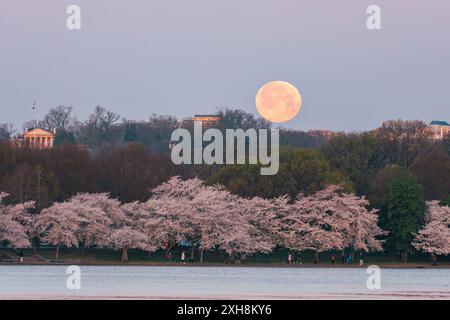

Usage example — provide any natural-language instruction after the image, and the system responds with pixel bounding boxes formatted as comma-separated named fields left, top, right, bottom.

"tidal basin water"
left=0, top=266, right=449, bottom=299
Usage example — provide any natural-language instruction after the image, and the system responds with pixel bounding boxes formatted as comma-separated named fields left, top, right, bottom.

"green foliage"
left=321, top=132, right=383, bottom=195
left=369, top=165, right=409, bottom=214
left=441, top=196, right=450, bottom=207
left=54, top=131, right=77, bottom=145
left=208, top=146, right=352, bottom=199
left=385, top=169, right=425, bottom=254
left=123, top=122, right=138, bottom=142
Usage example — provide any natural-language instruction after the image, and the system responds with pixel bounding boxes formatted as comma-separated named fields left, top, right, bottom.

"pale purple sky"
left=1, top=0, right=449, bottom=131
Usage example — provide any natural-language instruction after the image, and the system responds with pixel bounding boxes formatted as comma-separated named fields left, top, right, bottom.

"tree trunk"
left=55, top=244, right=60, bottom=260
left=314, top=252, right=319, bottom=264
left=122, top=247, right=129, bottom=263
left=190, top=246, right=195, bottom=261
left=431, top=253, right=437, bottom=265
left=388, top=251, right=395, bottom=262
left=165, top=242, right=173, bottom=258
left=401, top=250, right=408, bottom=263
left=34, top=237, right=41, bottom=256
left=200, top=249, right=204, bottom=263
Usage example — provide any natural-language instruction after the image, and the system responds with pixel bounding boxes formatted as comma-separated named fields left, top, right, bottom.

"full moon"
left=255, top=81, right=302, bottom=123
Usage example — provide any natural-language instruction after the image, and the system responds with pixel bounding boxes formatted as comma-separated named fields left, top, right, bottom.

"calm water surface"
left=0, top=266, right=449, bottom=299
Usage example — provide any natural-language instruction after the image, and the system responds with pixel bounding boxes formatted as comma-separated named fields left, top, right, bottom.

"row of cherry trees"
left=1, top=177, right=449, bottom=262
left=413, top=201, right=450, bottom=261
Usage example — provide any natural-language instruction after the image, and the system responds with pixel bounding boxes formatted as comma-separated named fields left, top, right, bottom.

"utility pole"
left=32, top=101, right=37, bottom=149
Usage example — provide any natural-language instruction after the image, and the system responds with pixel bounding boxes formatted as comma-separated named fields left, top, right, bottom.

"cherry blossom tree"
left=36, top=193, right=123, bottom=259
left=151, top=176, right=204, bottom=200
left=109, top=226, right=149, bottom=262
left=192, top=183, right=280, bottom=261
left=0, top=192, right=33, bottom=249
left=0, top=215, right=30, bottom=249
left=148, top=177, right=277, bottom=262
left=148, top=177, right=205, bottom=258
left=26, top=176, right=388, bottom=264
left=289, top=192, right=343, bottom=262
left=145, top=197, right=198, bottom=258
left=37, top=192, right=157, bottom=262
left=281, top=213, right=321, bottom=257
left=117, top=201, right=162, bottom=262
left=312, top=186, right=384, bottom=253
left=340, top=195, right=384, bottom=253
left=288, top=186, right=384, bottom=262
left=68, top=193, right=154, bottom=262
left=414, top=201, right=450, bottom=262
left=69, top=193, right=122, bottom=248
left=192, top=186, right=255, bottom=262
left=243, top=195, right=288, bottom=250
left=36, top=202, right=83, bottom=259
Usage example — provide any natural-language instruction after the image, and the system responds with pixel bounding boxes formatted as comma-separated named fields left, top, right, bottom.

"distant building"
left=181, top=115, right=221, bottom=129
left=10, top=128, right=55, bottom=149
left=307, top=129, right=337, bottom=139
left=427, top=120, right=450, bottom=140
left=24, top=128, right=55, bottom=148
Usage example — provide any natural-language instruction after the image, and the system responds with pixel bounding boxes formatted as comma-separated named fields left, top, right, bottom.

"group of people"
left=287, top=252, right=365, bottom=266
left=169, top=250, right=366, bottom=266
left=166, top=250, right=188, bottom=264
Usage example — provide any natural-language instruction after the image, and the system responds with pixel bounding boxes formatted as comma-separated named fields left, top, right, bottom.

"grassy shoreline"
left=2, top=248, right=449, bottom=268
left=2, top=260, right=450, bottom=269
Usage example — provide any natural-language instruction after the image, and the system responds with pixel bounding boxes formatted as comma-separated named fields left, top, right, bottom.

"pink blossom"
left=0, top=192, right=33, bottom=248
left=414, top=201, right=450, bottom=256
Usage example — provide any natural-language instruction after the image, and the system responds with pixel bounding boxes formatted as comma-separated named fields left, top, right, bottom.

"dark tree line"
left=0, top=143, right=182, bottom=208
left=7, top=106, right=328, bottom=154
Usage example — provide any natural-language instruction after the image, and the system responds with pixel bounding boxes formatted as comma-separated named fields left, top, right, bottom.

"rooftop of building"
left=430, top=120, right=449, bottom=126
left=192, top=115, right=221, bottom=119
left=24, top=128, right=55, bottom=136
